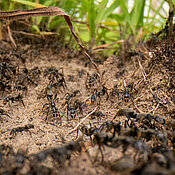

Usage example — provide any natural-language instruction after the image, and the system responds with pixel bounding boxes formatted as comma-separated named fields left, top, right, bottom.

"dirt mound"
left=0, top=21, right=174, bottom=175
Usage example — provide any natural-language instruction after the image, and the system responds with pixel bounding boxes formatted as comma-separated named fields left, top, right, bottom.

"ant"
left=100, top=121, right=116, bottom=133
left=92, top=132, right=114, bottom=163
left=38, top=83, right=54, bottom=100
left=86, top=72, right=99, bottom=90
left=0, top=81, right=11, bottom=93
left=113, top=108, right=137, bottom=121
left=22, top=68, right=38, bottom=86
left=13, top=83, right=28, bottom=95
left=99, top=121, right=123, bottom=137
left=0, top=108, right=11, bottom=120
left=0, top=62, right=16, bottom=80
left=64, top=90, right=80, bottom=120
left=136, top=114, right=165, bottom=130
left=110, top=84, right=119, bottom=98
left=3, top=94, right=25, bottom=107
left=29, top=67, right=41, bottom=79
left=91, top=111, right=105, bottom=123
left=76, top=123, right=100, bottom=143
left=113, top=109, right=165, bottom=129
left=123, top=82, right=133, bottom=102
left=65, top=90, right=80, bottom=102
left=33, top=139, right=83, bottom=166
left=66, top=99, right=84, bottom=119
left=44, top=67, right=66, bottom=89
left=10, top=124, right=34, bottom=136
left=39, top=84, right=61, bottom=122
left=42, top=94, right=60, bottom=121
left=91, top=86, right=109, bottom=105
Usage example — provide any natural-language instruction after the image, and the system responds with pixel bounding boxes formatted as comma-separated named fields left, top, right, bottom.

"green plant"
left=0, top=0, right=170, bottom=55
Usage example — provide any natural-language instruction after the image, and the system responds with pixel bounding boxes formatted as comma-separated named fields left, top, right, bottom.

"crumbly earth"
left=0, top=21, right=174, bottom=175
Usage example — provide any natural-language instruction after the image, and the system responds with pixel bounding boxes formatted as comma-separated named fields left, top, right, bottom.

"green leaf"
left=32, top=25, right=41, bottom=34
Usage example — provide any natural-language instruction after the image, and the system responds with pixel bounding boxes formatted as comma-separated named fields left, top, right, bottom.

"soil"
left=0, top=20, right=174, bottom=175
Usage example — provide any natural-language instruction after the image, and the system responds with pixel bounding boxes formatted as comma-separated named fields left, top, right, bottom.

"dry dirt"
left=0, top=21, right=174, bottom=175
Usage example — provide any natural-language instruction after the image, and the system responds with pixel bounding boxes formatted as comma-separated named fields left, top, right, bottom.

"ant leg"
left=21, top=99, right=25, bottom=107
left=90, top=135, right=93, bottom=145
left=93, top=147, right=99, bottom=163
left=99, top=145, right=104, bottom=164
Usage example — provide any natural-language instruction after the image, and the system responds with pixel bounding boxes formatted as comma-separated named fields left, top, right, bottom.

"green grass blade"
left=136, top=0, right=146, bottom=28
left=130, top=0, right=146, bottom=29
left=88, top=0, right=96, bottom=42
left=119, top=0, right=134, bottom=33
left=149, top=1, right=165, bottom=25
left=1, top=0, right=9, bottom=10
left=102, top=0, right=120, bottom=20
left=146, top=0, right=152, bottom=23
left=96, top=0, right=108, bottom=26
left=173, top=0, right=175, bottom=5
left=10, top=0, right=45, bottom=8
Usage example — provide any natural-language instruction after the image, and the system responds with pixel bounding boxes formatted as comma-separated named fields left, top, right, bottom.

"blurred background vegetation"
left=0, top=0, right=174, bottom=55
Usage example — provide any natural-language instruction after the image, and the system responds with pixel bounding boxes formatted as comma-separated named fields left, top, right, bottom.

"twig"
left=153, top=103, right=159, bottom=114
left=7, top=24, right=16, bottom=47
left=64, top=106, right=98, bottom=138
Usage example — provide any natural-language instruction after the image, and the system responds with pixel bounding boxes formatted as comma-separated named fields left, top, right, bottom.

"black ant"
left=76, top=123, right=99, bottom=143
left=3, top=94, right=25, bottom=107
left=65, top=90, right=80, bottom=102
left=91, top=111, right=105, bottom=122
left=0, top=62, right=16, bottom=80
left=42, top=94, right=60, bottom=122
left=33, top=139, right=83, bottom=166
left=113, top=108, right=137, bottom=121
left=0, top=108, right=11, bottom=119
left=100, top=121, right=115, bottom=132
left=64, top=90, right=80, bottom=120
left=110, top=84, right=119, bottom=97
left=0, top=81, right=11, bottom=93
left=29, top=67, right=41, bottom=79
left=123, top=82, right=133, bottom=102
left=66, top=99, right=84, bottom=119
left=39, top=83, right=61, bottom=123
left=86, top=72, right=99, bottom=90
left=10, top=124, right=34, bottom=137
left=22, top=68, right=38, bottom=86
left=44, top=67, right=66, bottom=89
left=13, top=83, right=28, bottom=95
left=91, top=86, right=109, bottom=105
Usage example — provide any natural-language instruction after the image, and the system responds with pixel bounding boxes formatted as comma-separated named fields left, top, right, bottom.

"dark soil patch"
left=0, top=21, right=174, bottom=175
